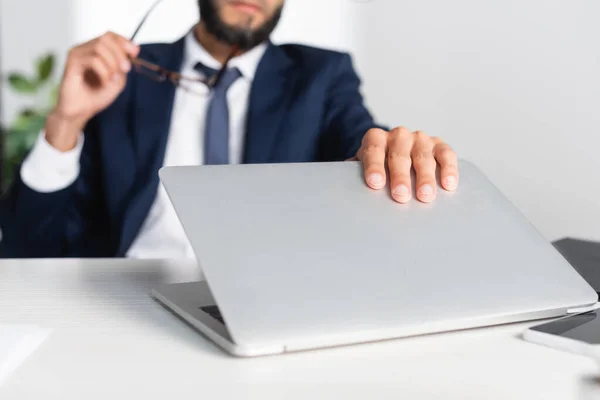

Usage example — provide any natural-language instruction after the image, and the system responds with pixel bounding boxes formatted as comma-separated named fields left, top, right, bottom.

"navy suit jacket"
left=0, top=38, right=384, bottom=258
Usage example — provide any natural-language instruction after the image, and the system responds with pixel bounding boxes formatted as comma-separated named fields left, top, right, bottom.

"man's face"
left=199, top=0, right=284, bottom=50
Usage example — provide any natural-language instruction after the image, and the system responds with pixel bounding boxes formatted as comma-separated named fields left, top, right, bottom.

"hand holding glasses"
left=44, top=0, right=251, bottom=153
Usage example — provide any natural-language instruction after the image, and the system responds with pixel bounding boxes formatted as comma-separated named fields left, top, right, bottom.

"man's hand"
left=45, top=32, right=140, bottom=152
left=355, top=127, right=459, bottom=203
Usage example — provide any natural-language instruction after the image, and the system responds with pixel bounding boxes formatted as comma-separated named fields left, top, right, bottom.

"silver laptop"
left=152, top=160, right=597, bottom=357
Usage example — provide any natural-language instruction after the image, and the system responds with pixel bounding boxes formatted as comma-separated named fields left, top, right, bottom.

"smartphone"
left=523, top=311, right=600, bottom=358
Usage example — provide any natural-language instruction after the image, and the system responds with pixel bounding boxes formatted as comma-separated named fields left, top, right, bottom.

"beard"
left=198, top=0, right=283, bottom=51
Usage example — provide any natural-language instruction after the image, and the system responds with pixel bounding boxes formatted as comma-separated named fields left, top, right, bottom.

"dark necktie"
left=194, top=62, right=242, bottom=165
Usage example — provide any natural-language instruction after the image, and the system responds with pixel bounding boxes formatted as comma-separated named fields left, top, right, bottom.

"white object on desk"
left=0, top=325, right=51, bottom=387
left=523, top=308, right=600, bottom=359
left=1, top=258, right=600, bottom=400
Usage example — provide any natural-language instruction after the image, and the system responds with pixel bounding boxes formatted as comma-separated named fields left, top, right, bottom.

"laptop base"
left=151, top=281, right=285, bottom=357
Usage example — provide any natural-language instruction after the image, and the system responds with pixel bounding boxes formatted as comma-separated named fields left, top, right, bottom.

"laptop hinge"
left=566, top=303, right=600, bottom=314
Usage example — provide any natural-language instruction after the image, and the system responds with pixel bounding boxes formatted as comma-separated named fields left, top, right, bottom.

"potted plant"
left=1, top=53, right=58, bottom=191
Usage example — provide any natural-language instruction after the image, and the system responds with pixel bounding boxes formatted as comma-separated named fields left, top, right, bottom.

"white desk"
left=0, top=259, right=599, bottom=400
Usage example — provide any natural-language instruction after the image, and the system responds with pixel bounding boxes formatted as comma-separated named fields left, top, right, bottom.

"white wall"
left=0, top=0, right=73, bottom=125
left=69, top=0, right=359, bottom=49
left=71, top=0, right=199, bottom=44
left=272, top=0, right=362, bottom=50
left=1, top=0, right=599, bottom=241
left=351, top=0, right=600, bottom=241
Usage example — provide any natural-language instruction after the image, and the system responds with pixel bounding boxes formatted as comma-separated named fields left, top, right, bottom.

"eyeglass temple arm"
left=130, top=0, right=165, bottom=42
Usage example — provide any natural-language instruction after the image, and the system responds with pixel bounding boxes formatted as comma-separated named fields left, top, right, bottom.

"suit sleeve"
left=0, top=118, right=106, bottom=258
left=320, top=53, right=388, bottom=161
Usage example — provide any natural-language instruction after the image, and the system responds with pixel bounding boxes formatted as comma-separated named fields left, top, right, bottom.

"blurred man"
left=0, top=0, right=459, bottom=258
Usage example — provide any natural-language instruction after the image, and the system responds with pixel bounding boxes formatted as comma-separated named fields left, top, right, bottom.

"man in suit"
left=0, top=0, right=459, bottom=258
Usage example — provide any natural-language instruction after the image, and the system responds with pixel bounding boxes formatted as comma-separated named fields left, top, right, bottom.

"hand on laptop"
left=353, top=127, right=459, bottom=204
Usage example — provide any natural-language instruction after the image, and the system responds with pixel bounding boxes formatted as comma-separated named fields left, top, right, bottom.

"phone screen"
left=531, top=311, right=600, bottom=344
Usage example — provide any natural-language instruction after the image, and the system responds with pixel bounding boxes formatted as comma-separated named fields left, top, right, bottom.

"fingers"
left=355, top=127, right=459, bottom=203
left=358, top=128, right=388, bottom=190
left=80, top=56, right=114, bottom=87
left=88, top=43, right=122, bottom=83
left=433, top=139, right=459, bottom=191
left=107, top=32, right=140, bottom=58
left=96, top=35, right=131, bottom=74
left=386, top=127, right=414, bottom=203
left=68, top=32, right=139, bottom=83
left=411, top=131, right=437, bottom=203
left=94, top=32, right=139, bottom=72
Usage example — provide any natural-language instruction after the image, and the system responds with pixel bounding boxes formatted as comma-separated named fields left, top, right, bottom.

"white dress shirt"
left=20, top=30, right=268, bottom=260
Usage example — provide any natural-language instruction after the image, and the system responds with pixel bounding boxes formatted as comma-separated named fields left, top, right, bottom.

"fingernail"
left=393, top=185, right=410, bottom=196
left=367, top=173, right=384, bottom=187
left=121, top=60, right=131, bottom=72
left=445, top=176, right=457, bottom=190
left=419, top=184, right=434, bottom=195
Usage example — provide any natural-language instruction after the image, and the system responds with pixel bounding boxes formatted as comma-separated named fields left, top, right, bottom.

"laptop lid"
left=159, top=160, right=596, bottom=350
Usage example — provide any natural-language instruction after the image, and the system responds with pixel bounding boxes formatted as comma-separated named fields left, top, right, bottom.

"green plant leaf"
left=22, top=128, right=40, bottom=150
left=8, top=73, right=38, bottom=94
left=37, top=54, right=55, bottom=83
left=49, top=84, right=60, bottom=106
left=11, top=114, right=33, bottom=132
left=4, top=129, right=22, bottom=160
left=4, top=117, right=45, bottom=179
left=10, top=112, right=46, bottom=133
left=20, top=108, right=37, bottom=118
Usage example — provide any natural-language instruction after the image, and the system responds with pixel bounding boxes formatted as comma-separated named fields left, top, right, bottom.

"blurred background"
left=0, top=0, right=598, bottom=242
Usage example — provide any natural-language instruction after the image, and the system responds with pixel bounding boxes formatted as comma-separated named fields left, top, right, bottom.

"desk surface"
left=0, top=259, right=599, bottom=400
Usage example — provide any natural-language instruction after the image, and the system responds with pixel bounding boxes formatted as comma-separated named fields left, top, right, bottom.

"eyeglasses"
left=128, top=0, right=241, bottom=91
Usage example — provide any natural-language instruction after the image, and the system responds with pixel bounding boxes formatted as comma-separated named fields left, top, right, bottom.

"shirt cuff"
left=20, top=131, right=85, bottom=193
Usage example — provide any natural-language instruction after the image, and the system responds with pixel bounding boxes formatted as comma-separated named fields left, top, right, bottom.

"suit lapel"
left=118, top=40, right=295, bottom=254
left=244, top=42, right=295, bottom=163
left=117, top=37, right=185, bottom=255
left=132, top=38, right=185, bottom=175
